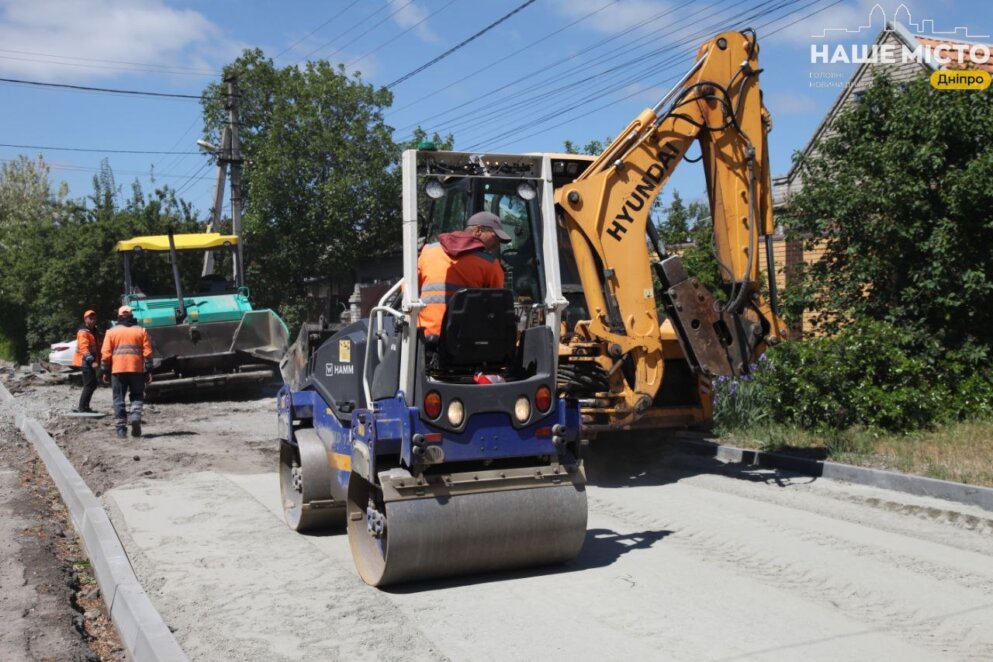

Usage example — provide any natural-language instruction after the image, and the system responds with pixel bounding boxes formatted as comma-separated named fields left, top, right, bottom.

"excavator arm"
left=555, top=30, right=788, bottom=425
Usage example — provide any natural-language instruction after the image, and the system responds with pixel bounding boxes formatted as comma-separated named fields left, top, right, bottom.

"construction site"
left=2, top=2, right=993, bottom=661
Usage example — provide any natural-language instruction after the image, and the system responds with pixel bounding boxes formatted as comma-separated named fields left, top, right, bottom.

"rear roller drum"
left=279, top=429, right=344, bottom=532
left=347, top=471, right=588, bottom=587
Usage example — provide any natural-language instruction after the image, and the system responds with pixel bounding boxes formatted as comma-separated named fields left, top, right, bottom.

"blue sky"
left=1, top=0, right=991, bottom=215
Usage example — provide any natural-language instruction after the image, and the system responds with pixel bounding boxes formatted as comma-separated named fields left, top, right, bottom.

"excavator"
left=553, top=28, right=789, bottom=434
left=277, top=29, right=787, bottom=586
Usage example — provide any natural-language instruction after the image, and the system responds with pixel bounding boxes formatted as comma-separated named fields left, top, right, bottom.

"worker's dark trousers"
left=77, top=364, right=97, bottom=411
left=111, top=373, right=145, bottom=431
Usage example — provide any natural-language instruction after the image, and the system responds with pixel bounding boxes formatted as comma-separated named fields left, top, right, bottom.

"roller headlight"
left=514, top=396, right=531, bottom=423
left=447, top=399, right=465, bottom=427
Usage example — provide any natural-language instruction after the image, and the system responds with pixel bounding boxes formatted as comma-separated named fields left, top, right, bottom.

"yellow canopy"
left=116, top=233, right=239, bottom=252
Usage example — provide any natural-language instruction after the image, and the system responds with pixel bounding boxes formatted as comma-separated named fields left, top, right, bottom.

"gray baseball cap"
left=466, top=211, right=512, bottom=243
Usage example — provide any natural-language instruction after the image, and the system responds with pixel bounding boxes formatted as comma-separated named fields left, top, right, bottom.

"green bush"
left=754, top=320, right=952, bottom=432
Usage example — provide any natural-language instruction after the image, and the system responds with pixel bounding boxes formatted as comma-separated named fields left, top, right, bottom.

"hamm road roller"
left=277, top=149, right=587, bottom=586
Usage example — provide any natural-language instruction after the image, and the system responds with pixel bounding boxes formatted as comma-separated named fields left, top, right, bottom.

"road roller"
left=277, top=149, right=587, bottom=587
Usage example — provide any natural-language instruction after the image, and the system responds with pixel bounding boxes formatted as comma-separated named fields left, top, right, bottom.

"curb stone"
left=0, top=381, right=188, bottom=661
left=670, top=433, right=993, bottom=513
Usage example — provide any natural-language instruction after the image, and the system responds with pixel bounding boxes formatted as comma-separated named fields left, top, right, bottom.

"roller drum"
left=347, top=471, right=588, bottom=587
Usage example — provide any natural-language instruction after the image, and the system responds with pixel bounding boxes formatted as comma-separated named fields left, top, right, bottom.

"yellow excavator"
left=551, top=29, right=789, bottom=435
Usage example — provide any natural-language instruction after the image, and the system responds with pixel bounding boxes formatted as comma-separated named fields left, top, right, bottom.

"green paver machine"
left=116, top=231, right=289, bottom=395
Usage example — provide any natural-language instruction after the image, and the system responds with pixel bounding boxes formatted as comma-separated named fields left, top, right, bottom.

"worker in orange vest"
left=417, top=211, right=511, bottom=337
left=72, top=309, right=101, bottom=413
left=100, top=305, right=154, bottom=438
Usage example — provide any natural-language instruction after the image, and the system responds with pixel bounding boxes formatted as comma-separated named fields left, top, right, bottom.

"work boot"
left=130, top=420, right=142, bottom=438
left=116, top=427, right=127, bottom=439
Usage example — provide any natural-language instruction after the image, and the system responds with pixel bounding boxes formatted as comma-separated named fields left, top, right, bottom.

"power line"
left=393, top=0, right=709, bottom=135
left=347, top=0, right=459, bottom=67
left=479, top=0, right=839, bottom=153
left=0, top=50, right=217, bottom=77
left=297, top=2, right=397, bottom=64
left=0, top=142, right=199, bottom=155
left=274, top=0, right=365, bottom=60
left=386, top=0, right=538, bottom=89
left=467, top=0, right=802, bottom=150
left=0, top=77, right=203, bottom=100
left=322, top=0, right=418, bottom=63
left=0, top=157, right=214, bottom=181
left=414, top=0, right=734, bottom=141
left=388, top=0, right=616, bottom=116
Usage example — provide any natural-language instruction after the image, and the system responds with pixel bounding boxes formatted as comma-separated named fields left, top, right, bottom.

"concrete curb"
left=671, top=435, right=993, bottom=512
left=0, top=382, right=188, bottom=662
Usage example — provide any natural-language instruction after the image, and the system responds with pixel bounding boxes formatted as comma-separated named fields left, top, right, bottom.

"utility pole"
left=227, top=74, right=245, bottom=288
left=201, top=74, right=244, bottom=287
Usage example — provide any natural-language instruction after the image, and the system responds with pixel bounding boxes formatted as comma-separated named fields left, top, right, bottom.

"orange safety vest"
left=100, top=323, right=153, bottom=374
left=72, top=327, right=99, bottom=367
left=417, top=242, right=504, bottom=336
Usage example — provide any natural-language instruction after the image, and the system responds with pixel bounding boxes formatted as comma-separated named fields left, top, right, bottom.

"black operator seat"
left=437, top=288, right=517, bottom=371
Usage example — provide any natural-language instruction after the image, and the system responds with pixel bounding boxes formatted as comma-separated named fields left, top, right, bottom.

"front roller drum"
left=279, top=429, right=345, bottom=532
left=347, top=471, right=588, bottom=587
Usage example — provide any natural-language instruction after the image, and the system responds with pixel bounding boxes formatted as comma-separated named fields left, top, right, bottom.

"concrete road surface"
left=103, top=444, right=993, bottom=662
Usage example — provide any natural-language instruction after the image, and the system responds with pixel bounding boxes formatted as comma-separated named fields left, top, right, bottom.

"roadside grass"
left=719, top=420, right=993, bottom=489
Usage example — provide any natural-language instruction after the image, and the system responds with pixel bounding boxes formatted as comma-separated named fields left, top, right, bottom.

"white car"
left=48, top=339, right=77, bottom=367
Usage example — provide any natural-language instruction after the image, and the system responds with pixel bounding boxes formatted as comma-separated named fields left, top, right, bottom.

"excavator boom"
left=555, top=30, right=788, bottom=430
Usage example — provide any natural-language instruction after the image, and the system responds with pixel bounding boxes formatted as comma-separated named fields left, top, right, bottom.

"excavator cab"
left=277, top=149, right=587, bottom=587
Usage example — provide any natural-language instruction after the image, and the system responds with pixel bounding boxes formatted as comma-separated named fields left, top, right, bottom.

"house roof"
left=913, top=35, right=993, bottom=73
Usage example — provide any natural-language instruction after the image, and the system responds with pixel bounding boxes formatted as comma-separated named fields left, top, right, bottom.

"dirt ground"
left=3, top=379, right=276, bottom=497
left=0, top=375, right=275, bottom=662
left=0, top=417, right=123, bottom=661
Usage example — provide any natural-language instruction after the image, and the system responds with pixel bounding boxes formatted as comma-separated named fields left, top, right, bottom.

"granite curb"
left=0, top=382, right=187, bottom=661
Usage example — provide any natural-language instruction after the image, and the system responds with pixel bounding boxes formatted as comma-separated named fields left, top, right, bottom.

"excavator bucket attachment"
left=347, top=468, right=588, bottom=587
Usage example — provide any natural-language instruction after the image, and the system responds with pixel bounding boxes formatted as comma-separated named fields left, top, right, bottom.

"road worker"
left=100, top=305, right=154, bottom=438
left=417, top=211, right=512, bottom=337
left=72, top=309, right=101, bottom=413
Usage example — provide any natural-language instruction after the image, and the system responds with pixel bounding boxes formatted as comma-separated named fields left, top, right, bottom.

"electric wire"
left=395, top=0, right=728, bottom=138
left=0, top=142, right=199, bottom=155
left=388, top=0, right=617, bottom=116
left=464, top=0, right=821, bottom=151
left=297, top=2, right=397, bottom=64
left=455, top=0, right=781, bottom=148
left=386, top=0, right=538, bottom=89
left=393, top=0, right=715, bottom=134
left=0, top=77, right=203, bottom=100
left=347, top=0, right=459, bottom=67
left=273, top=0, right=364, bottom=61
left=0, top=51, right=217, bottom=77
left=321, top=0, right=419, bottom=64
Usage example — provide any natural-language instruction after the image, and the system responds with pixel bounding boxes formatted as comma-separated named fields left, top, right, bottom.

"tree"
left=785, top=73, right=993, bottom=354
left=563, top=137, right=611, bottom=156
left=0, top=158, right=198, bottom=359
left=0, top=156, right=63, bottom=359
left=200, top=50, right=403, bottom=326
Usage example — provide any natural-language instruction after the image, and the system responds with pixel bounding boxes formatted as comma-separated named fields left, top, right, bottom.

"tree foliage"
left=785, top=73, right=993, bottom=353
left=200, top=50, right=403, bottom=325
left=0, top=158, right=197, bottom=360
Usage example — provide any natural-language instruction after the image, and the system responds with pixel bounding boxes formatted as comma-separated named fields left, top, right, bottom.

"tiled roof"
left=914, top=35, right=993, bottom=73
